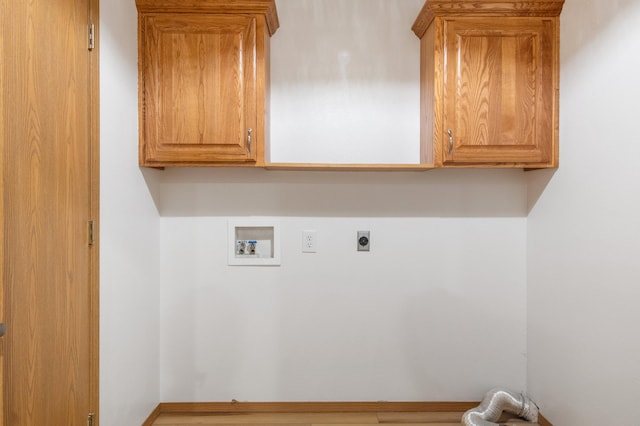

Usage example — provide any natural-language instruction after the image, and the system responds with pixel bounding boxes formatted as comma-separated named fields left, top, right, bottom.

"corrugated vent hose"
left=462, top=388, right=539, bottom=426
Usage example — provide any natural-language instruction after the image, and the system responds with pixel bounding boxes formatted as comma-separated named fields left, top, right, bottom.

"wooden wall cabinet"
left=136, top=0, right=279, bottom=167
left=412, top=0, right=564, bottom=168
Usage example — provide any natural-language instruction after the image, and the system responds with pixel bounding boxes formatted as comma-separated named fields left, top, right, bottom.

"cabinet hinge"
left=88, top=24, right=95, bottom=51
left=88, top=220, right=95, bottom=246
left=88, top=413, right=95, bottom=426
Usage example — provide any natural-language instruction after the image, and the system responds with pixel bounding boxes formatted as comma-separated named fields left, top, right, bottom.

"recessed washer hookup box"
left=228, top=219, right=281, bottom=266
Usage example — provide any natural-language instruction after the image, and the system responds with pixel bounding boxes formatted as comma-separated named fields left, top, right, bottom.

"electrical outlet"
left=357, top=231, right=370, bottom=252
left=302, top=230, right=317, bottom=253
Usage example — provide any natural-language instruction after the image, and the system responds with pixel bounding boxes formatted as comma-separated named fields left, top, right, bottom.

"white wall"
left=526, top=0, right=640, bottom=424
left=159, top=216, right=528, bottom=402
left=100, top=0, right=162, bottom=424
left=270, top=0, right=423, bottom=164
left=157, top=168, right=530, bottom=402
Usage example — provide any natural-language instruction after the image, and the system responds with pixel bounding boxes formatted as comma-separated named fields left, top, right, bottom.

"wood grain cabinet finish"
left=413, top=0, right=564, bottom=168
left=136, top=0, right=278, bottom=167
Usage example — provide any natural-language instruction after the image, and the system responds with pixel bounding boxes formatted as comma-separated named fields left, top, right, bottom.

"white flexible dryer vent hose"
left=462, top=388, right=539, bottom=426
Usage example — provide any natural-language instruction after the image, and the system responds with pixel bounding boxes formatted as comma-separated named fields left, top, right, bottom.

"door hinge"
left=88, top=220, right=95, bottom=246
left=88, top=24, right=95, bottom=50
left=87, top=413, right=95, bottom=426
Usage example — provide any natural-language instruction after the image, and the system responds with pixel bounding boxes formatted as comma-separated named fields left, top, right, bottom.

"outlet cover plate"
left=302, top=230, right=317, bottom=253
left=357, top=230, right=370, bottom=252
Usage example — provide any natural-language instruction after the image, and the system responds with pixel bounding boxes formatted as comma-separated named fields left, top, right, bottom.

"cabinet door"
left=140, top=14, right=257, bottom=165
left=443, top=18, right=556, bottom=166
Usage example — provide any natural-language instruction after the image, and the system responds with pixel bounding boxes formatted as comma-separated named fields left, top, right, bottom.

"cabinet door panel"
left=141, top=14, right=257, bottom=164
left=444, top=18, right=555, bottom=165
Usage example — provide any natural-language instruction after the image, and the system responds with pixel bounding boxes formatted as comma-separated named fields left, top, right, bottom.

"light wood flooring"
left=151, top=411, right=541, bottom=426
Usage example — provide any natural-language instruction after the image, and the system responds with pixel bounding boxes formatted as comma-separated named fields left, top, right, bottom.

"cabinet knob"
left=448, top=129, right=454, bottom=155
left=247, top=128, right=253, bottom=154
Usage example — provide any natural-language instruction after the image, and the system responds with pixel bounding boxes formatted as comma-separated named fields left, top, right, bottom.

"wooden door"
left=0, top=0, right=99, bottom=424
left=139, top=13, right=258, bottom=166
left=443, top=18, right=557, bottom=166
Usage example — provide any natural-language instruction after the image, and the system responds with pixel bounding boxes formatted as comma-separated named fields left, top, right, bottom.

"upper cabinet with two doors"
left=136, top=0, right=564, bottom=169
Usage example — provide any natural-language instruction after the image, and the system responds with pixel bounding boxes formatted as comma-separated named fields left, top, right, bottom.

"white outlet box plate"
left=228, top=219, right=281, bottom=266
